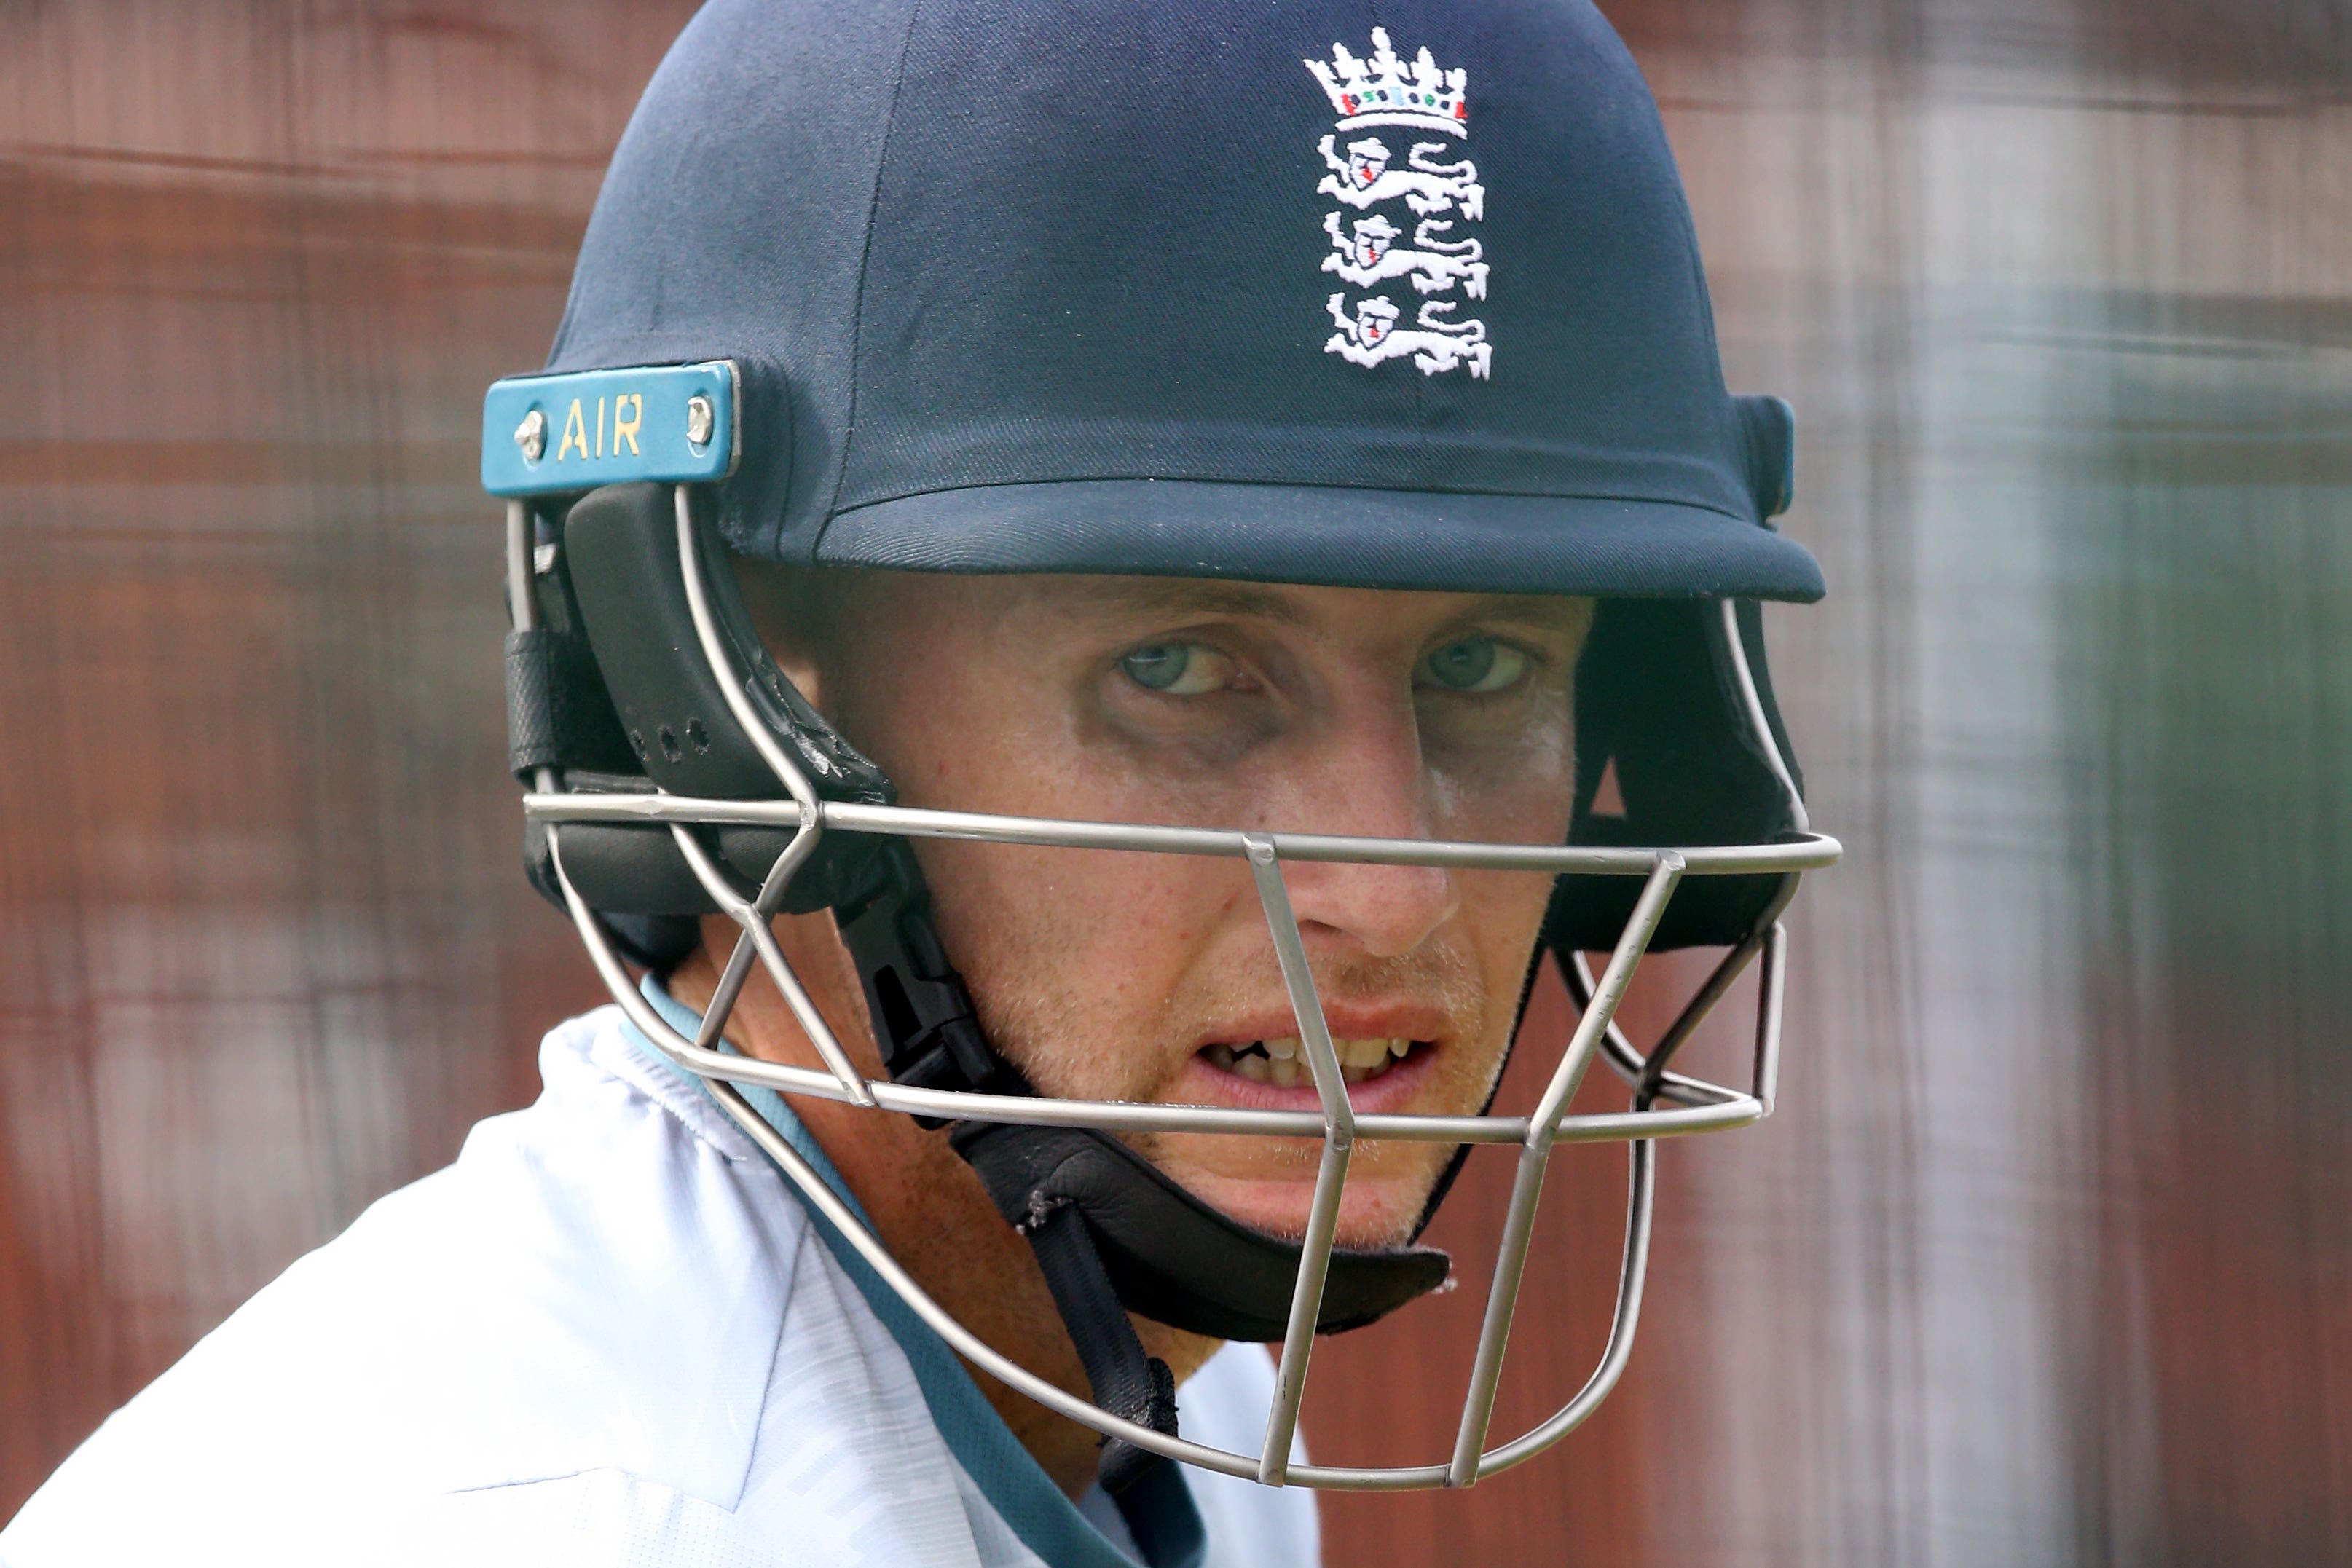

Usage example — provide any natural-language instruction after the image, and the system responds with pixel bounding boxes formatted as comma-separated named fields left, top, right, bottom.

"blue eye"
left=1418, top=638, right=1527, bottom=693
left=1120, top=642, right=1233, bottom=695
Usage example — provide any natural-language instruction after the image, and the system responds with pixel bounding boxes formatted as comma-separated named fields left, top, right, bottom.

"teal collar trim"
left=625, top=980, right=1204, bottom=1568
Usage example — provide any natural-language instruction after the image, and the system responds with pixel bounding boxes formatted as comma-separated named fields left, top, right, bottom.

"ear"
left=768, top=642, right=827, bottom=719
left=729, top=554, right=833, bottom=714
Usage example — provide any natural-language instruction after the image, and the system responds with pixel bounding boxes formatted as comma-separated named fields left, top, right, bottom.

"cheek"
left=916, top=838, right=1248, bottom=1099
left=1425, top=698, right=1579, bottom=848
left=1453, top=866, right=1561, bottom=1053
left=852, top=649, right=1257, bottom=1100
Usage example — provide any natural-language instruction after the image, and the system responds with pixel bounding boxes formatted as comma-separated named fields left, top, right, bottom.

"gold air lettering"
left=557, top=399, right=590, bottom=462
left=595, top=396, right=607, bottom=457
left=613, top=393, right=642, bottom=455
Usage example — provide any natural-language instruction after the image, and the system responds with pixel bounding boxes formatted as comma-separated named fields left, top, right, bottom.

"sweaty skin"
left=669, top=568, right=1592, bottom=1498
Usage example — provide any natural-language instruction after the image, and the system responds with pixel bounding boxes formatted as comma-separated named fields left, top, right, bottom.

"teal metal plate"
left=481, top=361, right=739, bottom=497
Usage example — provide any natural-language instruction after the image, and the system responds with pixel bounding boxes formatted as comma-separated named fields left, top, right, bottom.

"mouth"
left=1162, top=1015, right=1463, bottom=1234
left=1182, top=1029, right=1442, bottom=1114
left=1200, top=1034, right=1421, bottom=1089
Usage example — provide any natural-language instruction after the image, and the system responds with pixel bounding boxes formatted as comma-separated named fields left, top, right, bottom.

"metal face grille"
left=510, top=488, right=1841, bottom=1492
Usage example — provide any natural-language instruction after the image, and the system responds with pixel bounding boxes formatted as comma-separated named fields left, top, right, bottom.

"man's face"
left=789, top=572, right=1592, bottom=1248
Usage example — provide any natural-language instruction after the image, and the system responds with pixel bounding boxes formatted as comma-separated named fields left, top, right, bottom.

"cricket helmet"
left=483, top=0, right=1836, bottom=1495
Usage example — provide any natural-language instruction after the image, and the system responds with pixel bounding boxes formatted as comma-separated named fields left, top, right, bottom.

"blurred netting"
left=2, top=3, right=2347, bottom=1562
left=0, top=0, right=698, bottom=1504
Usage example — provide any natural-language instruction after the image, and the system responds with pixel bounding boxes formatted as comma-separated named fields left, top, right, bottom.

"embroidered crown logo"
left=1305, top=29, right=1490, bottom=379
left=1305, top=28, right=1469, bottom=137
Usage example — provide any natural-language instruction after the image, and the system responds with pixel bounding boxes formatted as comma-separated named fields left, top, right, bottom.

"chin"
left=1166, top=1165, right=1434, bottom=1250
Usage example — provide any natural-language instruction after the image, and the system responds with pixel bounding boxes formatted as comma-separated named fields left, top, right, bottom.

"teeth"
left=1205, top=1036, right=1425, bottom=1087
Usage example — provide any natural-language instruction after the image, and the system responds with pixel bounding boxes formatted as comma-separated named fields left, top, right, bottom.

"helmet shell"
left=547, top=0, right=1822, bottom=602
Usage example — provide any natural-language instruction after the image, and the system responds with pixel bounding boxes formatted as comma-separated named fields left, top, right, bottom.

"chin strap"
left=832, top=838, right=1181, bottom=1490
left=831, top=839, right=1028, bottom=1111
left=1018, top=1195, right=1181, bottom=1494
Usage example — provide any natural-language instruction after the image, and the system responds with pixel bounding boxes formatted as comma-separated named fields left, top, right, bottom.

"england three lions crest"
left=1316, top=136, right=1484, bottom=221
left=1322, top=213, right=1487, bottom=299
left=1305, top=29, right=1490, bottom=380
left=1326, top=294, right=1492, bottom=379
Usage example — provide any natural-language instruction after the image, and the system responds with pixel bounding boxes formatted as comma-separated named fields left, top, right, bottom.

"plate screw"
left=685, top=394, right=715, bottom=446
left=513, top=408, right=547, bottom=462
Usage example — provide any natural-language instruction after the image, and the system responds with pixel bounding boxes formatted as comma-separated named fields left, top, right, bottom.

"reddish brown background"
left=5, top=4, right=2348, bottom=1563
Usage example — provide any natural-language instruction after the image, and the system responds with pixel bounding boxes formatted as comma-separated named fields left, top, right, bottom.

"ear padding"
left=564, top=483, right=892, bottom=808
left=1545, top=599, right=1804, bottom=953
left=524, top=482, right=895, bottom=936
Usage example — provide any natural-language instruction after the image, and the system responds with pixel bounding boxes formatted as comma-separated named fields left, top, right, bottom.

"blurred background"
left=2, top=1, right=2346, bottom=1562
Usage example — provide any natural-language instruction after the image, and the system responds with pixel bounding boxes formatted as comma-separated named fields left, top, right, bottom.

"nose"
left=1283, top=855, right=1457, bottom=963
left=1269, top=700, right=1459, bottom=962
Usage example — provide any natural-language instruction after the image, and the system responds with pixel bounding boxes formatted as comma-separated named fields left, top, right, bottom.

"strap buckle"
left=833, top=840, right=1027, bottom=1117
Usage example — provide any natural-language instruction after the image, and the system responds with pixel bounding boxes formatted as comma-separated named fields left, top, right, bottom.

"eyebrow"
left=1050, top=577, right=1315, bottom=629
left=1048, top=579, right=1589, bottom=635
left=1440, top=594, right=1594, bottom=631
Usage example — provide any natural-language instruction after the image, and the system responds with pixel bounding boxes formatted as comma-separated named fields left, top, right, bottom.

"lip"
left=1197, top=1002, right=1452, bottom=1052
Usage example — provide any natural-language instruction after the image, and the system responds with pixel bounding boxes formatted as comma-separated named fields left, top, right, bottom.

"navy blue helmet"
left=542, top=0, right=1819, bottom=604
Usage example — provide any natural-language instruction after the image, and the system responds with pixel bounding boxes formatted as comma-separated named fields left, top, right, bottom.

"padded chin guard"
left=952, top=1120, right=1451, bottom=1343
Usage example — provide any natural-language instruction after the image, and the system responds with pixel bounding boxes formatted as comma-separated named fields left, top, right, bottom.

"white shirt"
left=0, top=998, right=1318, bottom=1568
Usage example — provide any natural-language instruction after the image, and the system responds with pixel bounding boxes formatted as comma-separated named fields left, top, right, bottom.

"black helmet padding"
left=1544, top=597, right=1805, bottom=954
